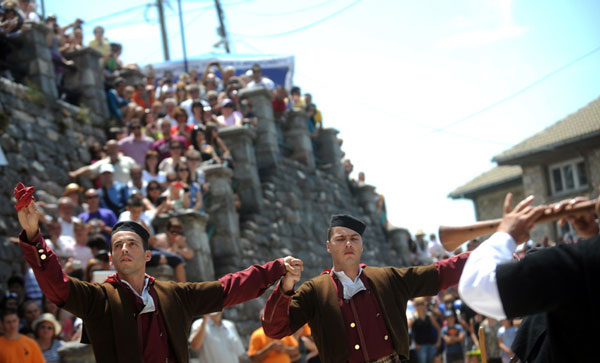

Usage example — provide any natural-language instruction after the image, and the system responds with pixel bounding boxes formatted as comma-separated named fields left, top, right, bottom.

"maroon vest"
left=330, top=271, right=395, bottom=362
left=110, top=275, right=178, bottom=363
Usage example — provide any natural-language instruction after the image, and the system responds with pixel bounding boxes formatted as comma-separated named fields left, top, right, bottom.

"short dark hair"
left=7, top=276, right=23, bottom=287
left=1, top=308, right=18, bottom=321
left=127, top=196, right=143, bottom=208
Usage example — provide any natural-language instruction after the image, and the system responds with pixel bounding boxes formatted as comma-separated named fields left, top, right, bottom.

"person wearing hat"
left=69, top=139, right=137, bottom=185
left=63, top=182, right=85, bottom=215
left=262, top=214, right=471, bottom=362
left=217, top=98, right=243, bottom=128
left=14, top=183, right=302, bottom=363
left=33, top=313, right=65, bottom=363
left=96, top=162, right=130, bottom=217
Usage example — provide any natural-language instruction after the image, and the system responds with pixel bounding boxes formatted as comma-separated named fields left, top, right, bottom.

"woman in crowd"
left=204, top=123, right=231, bottom=167
left=190, top=125, right=216, bottom=163
left=34, top=313, right=65, bottom=363
left=171, top=106, right=193, bottom=142
left=143, top=180, right=172, bottom=219
left=409, top=297, right=442, bottom=363
left=142, top=111, right=161, bottom=141
left=175, top=162, right=203, bottom=211
left=189, top=100, right=205, bottom=126
left=143, top=150, right=166, bottom=186
left=175, top=83, right=188, bottom=105
left=42, top=296, right=75, bottom=342
left=159, top=139, right=186, bottom=174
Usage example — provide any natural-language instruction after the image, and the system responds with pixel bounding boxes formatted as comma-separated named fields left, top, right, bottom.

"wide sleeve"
left=458, top=232, right=516, bottom=320
left=262, top=281, right=315, bottom=339
left=435, top=251, right=471, bottom=291
left=18, top=230, right=71, bottom=305
left=496, top=241, right=587, bottom=319
left=219, top=258, right=287, bottom=308
left=388, top=263, right=439, bottom=299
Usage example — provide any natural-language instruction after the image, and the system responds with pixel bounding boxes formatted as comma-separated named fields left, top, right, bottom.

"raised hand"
left=281, top=256, right=303, bottom=293
left=18, top=200, right=43, bottom=241
left=497, top=193, right=545, bottom=244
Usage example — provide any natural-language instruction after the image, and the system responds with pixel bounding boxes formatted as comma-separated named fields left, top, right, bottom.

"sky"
left=44, top=0, right=600, bottom=241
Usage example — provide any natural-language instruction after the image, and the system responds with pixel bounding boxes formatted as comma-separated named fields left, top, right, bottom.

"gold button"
left=384, top=335, right=389, bottom=340
left=376, top=313, right=380, bottom=317
left=354, top=344, right=360, bottom=350
left=40, top=254, right=47, bottom=260
left=350, top=322, right=356, bottom=328
left=38, top=249, right=44, bottom=253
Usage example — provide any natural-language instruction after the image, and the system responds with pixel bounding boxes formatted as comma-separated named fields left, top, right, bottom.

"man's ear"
left=326, top=240, right=331, bottom=253
left=145, top=250, right=151, bottom=262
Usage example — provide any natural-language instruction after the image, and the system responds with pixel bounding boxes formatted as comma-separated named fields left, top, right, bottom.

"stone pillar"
left=357, top=184, right=378, bottom=218
left=219, top=126, right=263, bottom=214
left=58, top=341, right=95, bottom=363
left=314, top=128, right=344, bottom=179
left=284, top=110, right=315, bottom=169
left=239, top=87, right=279, bottom=172
left=153, top=210, right=215, bottom=282
left=8, top=21, right=57, bottom=98
left=202, top=164, right=241, bottom=276
left=63, top=47, right=109, bottom=119
left=119, top=68, right=146, bottom=86
left=387, top=228, right=412, bottom=267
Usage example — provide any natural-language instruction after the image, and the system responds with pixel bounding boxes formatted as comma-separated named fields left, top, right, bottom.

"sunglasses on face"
left=168, top=229, right=183, bottom=235
left=85, top=195, right=99, bottom=199
left=178, top=168, right=189, bottom=172
left=147, top=186, right=160, bottom=191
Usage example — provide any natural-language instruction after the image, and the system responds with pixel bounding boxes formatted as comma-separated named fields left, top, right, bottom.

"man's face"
left=110, top=231, right=150, bottom=276
left=58, top=200, right=74, bottom=219
left=99, top=172, right=114, bottom=187
left=167, top=225, right=184, bottom=242
left=252, top=67, right=261, bottom=81
left=165, top=102, right=175, bottom=115
left=130, top=122, right=142, bottom=137
left=327, top=226, right=363, bottom=268
left=23, top=303, right=40, bottom=323
left=2, top=314, right=19, bottom=336
left=130, top=167, right=142, bottom=182
left=85, top=190, right=99, bottom=211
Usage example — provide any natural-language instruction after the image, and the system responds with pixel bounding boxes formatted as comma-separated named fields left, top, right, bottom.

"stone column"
left=357, top=184, right=378, bottom=219
left=284, top=110, right=315, bottom=169
left=387, top=227, right=412, bottom=267
left=202, top=164, right=241, bottom=276
left=153, top=210, right=215, bottom=282
left=314, top=128, right=344, bottom=179
left=119, top=68, right=146, bottom=86
left=219, top=126, right=263, bottom=214
left=8, top=21, right=57, bottom=98
left=63, top=47, right=109, bottom=119
left=239, top=87, right=279, bottom=172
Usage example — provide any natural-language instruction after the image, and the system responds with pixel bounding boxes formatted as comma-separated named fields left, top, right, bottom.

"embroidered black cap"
left=111, top=221, right=150, bottom=249
left=329, top=214, right=366, bottom=236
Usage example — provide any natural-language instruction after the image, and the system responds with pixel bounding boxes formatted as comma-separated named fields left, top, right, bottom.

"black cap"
left=329, top=214, right=366, bottom=236
left=111, top=221, right=149, bottom=249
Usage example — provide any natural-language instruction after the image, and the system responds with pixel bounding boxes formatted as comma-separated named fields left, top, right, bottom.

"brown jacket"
left=64, top=277, right=223, bottom=363
left=269, top=265, right=439, bottom=363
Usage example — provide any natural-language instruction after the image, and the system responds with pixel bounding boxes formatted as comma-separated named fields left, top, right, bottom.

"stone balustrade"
left=63, top=48, right=109, bottom=119
left=356, top=183, right=379, bottom=220
left=283, top=109, right=315, bottom=169
left=314, top=128, right=345, bottom=180
left=202, top=164, right=241, bottom=276
left=219, top=126, right=263, bottom=214
left=7, top=21, right=57, bottom=98
left=153, top=210, right=214, bottom=282
left=239, top=87, right=279, bottom=173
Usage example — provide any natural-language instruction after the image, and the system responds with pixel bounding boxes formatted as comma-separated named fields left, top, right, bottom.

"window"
left=549, top=158, right=588, bottom=195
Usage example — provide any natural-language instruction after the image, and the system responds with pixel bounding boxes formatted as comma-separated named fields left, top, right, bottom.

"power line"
left=85, top=3, right=149, bottom=24
left=231, top=0, right=362, bottom=38
left=426, top=44, right=600, bottom=136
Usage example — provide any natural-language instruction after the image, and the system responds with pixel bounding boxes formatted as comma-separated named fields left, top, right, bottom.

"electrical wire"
left=231, top=0, right=362, bottom=38
left=426, top=44, right=600, bottom=136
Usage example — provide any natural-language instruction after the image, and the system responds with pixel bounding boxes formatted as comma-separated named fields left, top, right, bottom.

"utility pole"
left=177, top=0, right=188, bottom=72
left=157, top=0, right=170, bottom=61
left=214, top=0, right=230, bottom=53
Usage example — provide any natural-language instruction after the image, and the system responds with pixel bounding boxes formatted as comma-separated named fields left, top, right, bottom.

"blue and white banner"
left=151, top=53, right=295, bottom=90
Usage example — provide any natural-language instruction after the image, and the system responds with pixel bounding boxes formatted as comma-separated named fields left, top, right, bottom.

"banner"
left=151, top=53, right=295, bottom=90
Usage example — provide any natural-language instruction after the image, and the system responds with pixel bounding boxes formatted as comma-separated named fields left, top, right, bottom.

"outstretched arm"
left=459, top=194, right=548, bottom=319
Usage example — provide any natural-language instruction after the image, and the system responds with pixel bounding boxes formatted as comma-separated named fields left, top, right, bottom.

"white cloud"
left=438, top=0, right=528, bottom=49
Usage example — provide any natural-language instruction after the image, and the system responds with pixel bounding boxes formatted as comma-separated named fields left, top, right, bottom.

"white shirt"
left=120, top=277, right=155, bottom=315
left=189, top=318, right=245, bottom=363
left=246, top=77, right=275, bottom=91
left=458, top=231, right=516, bottom=320
left=332, top=267, right=366, bottom=300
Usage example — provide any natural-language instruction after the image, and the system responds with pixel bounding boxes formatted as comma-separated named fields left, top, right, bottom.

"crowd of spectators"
left=0, top=6, right=331, bottom=361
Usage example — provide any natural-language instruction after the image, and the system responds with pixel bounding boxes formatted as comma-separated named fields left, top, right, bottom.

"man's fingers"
left=513, top=195, right=535, bottom=213
left=503, top=193, right=513, bottom=215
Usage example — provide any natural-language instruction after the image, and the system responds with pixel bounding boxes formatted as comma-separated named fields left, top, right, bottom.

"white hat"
left=33, top=313, right=62, bottom=336
left=99, top=163, right=114, bottom=174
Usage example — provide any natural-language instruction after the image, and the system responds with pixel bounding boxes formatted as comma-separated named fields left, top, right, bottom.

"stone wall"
left=0, top=26, right=413, bottom=357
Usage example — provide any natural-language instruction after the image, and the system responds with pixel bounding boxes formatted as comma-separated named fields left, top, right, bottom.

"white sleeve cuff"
left=458, top=232, right=516, bottom=320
